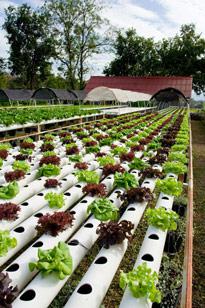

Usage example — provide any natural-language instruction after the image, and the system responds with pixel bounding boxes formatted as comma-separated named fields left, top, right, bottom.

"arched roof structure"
left=32, top=88, right=77, bottom=101
left=0, top=89, right=34, bottom=101
left=84, top=86, right=151, bottom=102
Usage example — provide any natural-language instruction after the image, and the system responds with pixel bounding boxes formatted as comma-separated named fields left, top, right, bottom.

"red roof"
left=85, top=76, right=193, bottom=98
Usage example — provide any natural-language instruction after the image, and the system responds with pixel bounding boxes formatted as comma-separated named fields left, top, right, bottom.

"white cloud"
left=155, top=0, right=205, bottom=36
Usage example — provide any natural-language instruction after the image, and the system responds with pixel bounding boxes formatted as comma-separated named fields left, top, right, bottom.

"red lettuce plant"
left=121, top=187, right=153, bottom=204
left=82, top=183, right=107, bottom=197
left=131, top=144, right=145, bottom=152
left=140, top=168, right=164, bottom=179
left=120, top=151, right=135, bottom=162
left=149, top=154, right=167, bottom=165
left=103, top=164, right=125, bottom=177
left=44, top=179, right=61, bottom=188
left=74, top=162, right=88, bottom=170
left=0, top=203, right=20, bottom=221
left=35, top=211, right=75, bottom=236
left=39, top=156, right=60, bottom=166
left=40, top=143, right=55, bottom=152
left=66, top=146, right=79, bottom=155
left=0, top=150, right=8, bottom=160
left=4, top=170, right=25, bottom=182
left=0, top=272, right=18, bottom=308
left=95, top=152, right=107, bottom=158
left=96, top=220, right=134, bottom=248
left=20, top=142, right=35, bottom=150
left=14, top=154, right=30, bottom=161
left=157, top=147, right=170, bottom=156
left=85, top=141, right=97, bottom=147
left=161, top=138, right=175, bottom=147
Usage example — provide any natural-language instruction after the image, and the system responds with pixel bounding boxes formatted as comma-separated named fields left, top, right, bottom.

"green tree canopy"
left=3, top=4, right=56, bottom=89
left=104, top=24, right=205, bottom=94
left=44, top=0, right=111, bottom=89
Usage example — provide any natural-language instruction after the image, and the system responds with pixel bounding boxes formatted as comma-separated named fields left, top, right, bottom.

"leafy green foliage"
left=68, top=154, right=82, bottom=162
left=114, top=172, right=138, bottom=190
left=163, top=161, right=187, bottom=175
left=76, top=170, right=99, bottom=184
left=97, top=155, right=115, bottom=166
left=0, top=182, right=19, bottom=199
left=13, top=160, right=30, bottom=173
left=168, top=152, right=188, bottom=164
left=45, top=192, right=65, bottom=209
left=37, top=164, right=60, bottom=177
left=119, top=262, right=161, bottom=303
left=146, top=207, right=179, bottom=231
left=156, top=178, right=183, bottom=197
left=0, top=230, right=17, bottom=256
left=29, top=242, right=72, bottom=280
left=112, top=146, right=128, bottom=156
left=87, top=198, right=119, bottom=221
left=171, top=144, right=187, bottom=152
left=0, top=143, right=11, bottom=151
left=20, top=148, right=33, bottom=155
left=129, top=157, right=149, bottom=170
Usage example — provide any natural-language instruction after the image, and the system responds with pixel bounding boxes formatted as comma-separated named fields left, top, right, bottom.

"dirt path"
left=191, top=120, right=205, bottom=307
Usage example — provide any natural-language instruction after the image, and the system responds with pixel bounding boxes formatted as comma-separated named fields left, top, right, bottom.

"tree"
left=45, top=0, right=111, bottom=89
left=104, top=29, right=159, bottom=76
left=104, top=24, right=205, bottom=94
left=3, top=4, right=56, bottom=89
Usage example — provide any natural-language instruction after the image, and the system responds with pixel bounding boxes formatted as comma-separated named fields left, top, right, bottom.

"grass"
left=191, top=119, right=205, bottom=308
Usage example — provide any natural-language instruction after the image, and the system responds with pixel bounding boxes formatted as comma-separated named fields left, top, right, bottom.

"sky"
left=0, top=0, right=205, bottom=99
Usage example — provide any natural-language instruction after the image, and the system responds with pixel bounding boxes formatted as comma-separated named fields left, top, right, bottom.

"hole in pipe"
left=64, top=192, right=71, bottom=196
left=70, top=210, right=76, bottom=215
left=95, top=256, right=107, bottom=264
left=115, top=190, right=121, bottom=193
left=24, top=185, right=29, bottom=188
left=37, top=193, right=44, bottom=196
left=32, top=241, right=43, bottom=248
left=169, top=174, right=175, bottom=178
left=6, top=263, right=19, bottom=272
left=141, top=254, right=154, bottom=262
left=20, top=289, right=36, bottom=301
left=68, top=239, right=79, bottom=246
left=162, top=196, right=169, bottom=200
left=132, top=171, right=137, bottom=173
left=109, top=200, right=114, bottom=203
left=77, top=284, right=92, bottom=295
left=75, top=184, right=82, bottom=188
left=81, top=200, right=88, bottom=203
left=144, top=181, right=150, bottom=184
left=148, top=234, right=159, bottom=240
left=62, top=178, right=67, bottom=181
left=21, top=202, right=28, bottom=206
left=14, top=226, right=25, bottom=233
left=127, top=207, right=136, bottom=211
left=84, top=223, right=93, bottom=228
left=34, top=213, right=43, bottom=218
left=107, top=177, right=112, bottom=179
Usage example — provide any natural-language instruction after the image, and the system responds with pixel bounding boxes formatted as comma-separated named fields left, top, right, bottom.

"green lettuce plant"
left=43, top=151, right=56, bottom=157
left=168, top=152, right=188, bottom=164
left=0, top=143, right=11, bottom=151
left=29, top=242, right=72, bottom=280
left=171, top=144, right=187, bottom=152
left=119, top=262, right=161, bottom=303
left=68, top=154, right=82, bottom=162
left=112, top=146, right=128, bottom=156
left=37, top=164, right=60, bottom=177
left=0, top=182, right=19, bottom=199
left=0, top=230, right=17, bottom=256
left=146, top=207, right=179, bottom=231
left=13, top=160, right=30, bottom=173
left=76, top=170, right=99, bottom=184
left=20, top=148, right=33, bottom=155
left=97, top=156, right=115, bottom=167
left=45, top=192, right=65, bottom=209
left=87, top=198, right=119, bottom=221
left=163, top=161, right=187, bottom=175
left=129, top=157, right=149, bottom=170
left=114, top=172, right=138, bottom=190
left=156, top=178, right=183, bottom=197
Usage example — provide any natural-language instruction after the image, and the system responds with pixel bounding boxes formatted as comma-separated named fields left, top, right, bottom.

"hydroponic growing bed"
left=0, top=107, right=190, bottom=308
